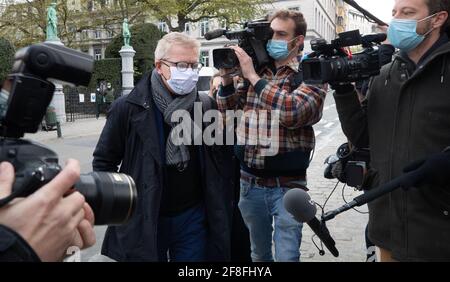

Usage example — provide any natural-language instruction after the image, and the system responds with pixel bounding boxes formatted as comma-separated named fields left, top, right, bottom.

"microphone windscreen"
left=204, top=29, right=226, bottom=40
left=283, top=188, right=317, bottom=223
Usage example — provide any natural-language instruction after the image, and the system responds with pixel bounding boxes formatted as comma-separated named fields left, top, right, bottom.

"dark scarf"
left=151, top=70, right=198, bottom=171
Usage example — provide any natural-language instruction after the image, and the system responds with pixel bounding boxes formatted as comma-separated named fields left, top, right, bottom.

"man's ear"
left=155, top=61, right=163, bottom=74
left=295, top=35, right=305, bottom=49
left=433, top=11, right=449, bottom=29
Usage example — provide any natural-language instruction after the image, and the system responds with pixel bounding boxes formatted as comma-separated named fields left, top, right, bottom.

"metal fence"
left=64, top=86, right=122, bottom=122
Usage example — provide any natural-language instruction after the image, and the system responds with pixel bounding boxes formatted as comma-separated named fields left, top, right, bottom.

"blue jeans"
left=157, top=203, right=207, bottom=262
left=238, top=179, right=303, bottom=262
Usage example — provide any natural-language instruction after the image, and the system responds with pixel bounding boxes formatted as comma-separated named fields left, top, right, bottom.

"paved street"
left=25, top=93, right=368, bottom=262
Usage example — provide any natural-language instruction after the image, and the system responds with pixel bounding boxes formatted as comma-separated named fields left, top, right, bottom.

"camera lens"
left=75, top=172, right=137, bottom=225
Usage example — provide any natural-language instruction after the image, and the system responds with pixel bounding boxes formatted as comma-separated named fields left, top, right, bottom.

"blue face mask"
left=266, top=37, right=299, bottom=60
left=387, top=13, right=437, bottom=52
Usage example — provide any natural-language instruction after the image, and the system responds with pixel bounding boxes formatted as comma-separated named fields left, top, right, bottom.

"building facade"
left=335, top=0, right=348, bottom=34
left=347, top=8, right=375, bottom=35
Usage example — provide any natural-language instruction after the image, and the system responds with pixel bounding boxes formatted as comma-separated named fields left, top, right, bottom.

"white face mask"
left=166, top=67, right=199, bottom=95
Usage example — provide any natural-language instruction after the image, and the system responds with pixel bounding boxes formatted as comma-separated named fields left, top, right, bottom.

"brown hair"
left=426, top=0, right=450, bottom=33
left=268, top=10, right=307, bottom=37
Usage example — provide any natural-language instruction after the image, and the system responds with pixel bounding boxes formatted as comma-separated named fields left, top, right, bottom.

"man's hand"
left=329, top=82, right=355, bottom=94
left=0, top=160, right=96, bottom=262
left=230, top=46, right=261, bottom=86
left=402, top=150, right=450, bottom=188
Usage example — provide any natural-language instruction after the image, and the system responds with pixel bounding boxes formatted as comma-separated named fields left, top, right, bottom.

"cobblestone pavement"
left=300, top=94, right=369, bottom=262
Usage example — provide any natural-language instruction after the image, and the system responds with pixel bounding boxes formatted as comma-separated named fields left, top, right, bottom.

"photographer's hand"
left=230, top=46, right=261, bottom=86
left=0, top=160, right=96, bottom=261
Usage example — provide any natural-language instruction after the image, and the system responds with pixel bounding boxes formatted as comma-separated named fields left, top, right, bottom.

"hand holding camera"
left=0, top=159, right=95, bottom=261
left=0, top=43, right=138, bottom=261
left=228, top=46, right=261, bottom=86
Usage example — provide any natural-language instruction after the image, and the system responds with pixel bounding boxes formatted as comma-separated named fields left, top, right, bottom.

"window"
left=185, top=23, right=191, bottom=35
left=158, top=21, right=168, bottom=33
left=94, top=30, right=102, bottom=39
left=200, top=50, right=209, bottom=67
left=81, top=30, right=88, bottom=40
left=220, top=19, right=227, bottom=30
left=88, top=0, right=95, bottom=11
left=200, top=20, right=209, bottom=37
left=94, top=47, right=102, bottom=60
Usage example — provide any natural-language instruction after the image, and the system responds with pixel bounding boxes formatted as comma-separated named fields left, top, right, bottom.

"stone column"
left=119, top=45, right=136, bottom=96
left=45, top=39, right=66, bottom=124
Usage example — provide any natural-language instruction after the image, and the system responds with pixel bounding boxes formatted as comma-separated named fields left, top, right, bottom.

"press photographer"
left=215, top=10, right=327, bottom=262
left=333, top=0, right=450, bottom=261
left=0, top=43, right=137, bottom=261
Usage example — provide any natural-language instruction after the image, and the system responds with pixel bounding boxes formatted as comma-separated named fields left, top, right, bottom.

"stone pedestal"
left=119, top=45, right=136, bottom=96
left=45, top=39, right=66, bottom=124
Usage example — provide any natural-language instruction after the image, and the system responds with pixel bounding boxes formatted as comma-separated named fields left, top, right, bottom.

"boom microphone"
left=284, top=189, right=339, bottom=257
left=204, top=29, right=227, bottom=40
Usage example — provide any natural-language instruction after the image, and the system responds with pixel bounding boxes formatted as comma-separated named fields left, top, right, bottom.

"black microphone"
left=204, top=29, right=226, bottom=40
left=361, top=33, right=387, bottom=45
left=322, top=169, right=424, bottom=221
left=284, top=189, right=339, bottom=257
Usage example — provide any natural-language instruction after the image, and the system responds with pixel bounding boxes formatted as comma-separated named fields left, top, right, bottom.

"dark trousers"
left=157, top=203, right=207, bottom=262
left=230, top=165, right=252, bottom=262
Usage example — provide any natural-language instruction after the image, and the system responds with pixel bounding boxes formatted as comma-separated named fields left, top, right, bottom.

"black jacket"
left=0, top=225, right=40, bottom=262
left=334, top=37, right=450, bottom=261
left=92, top=73, right=235, bottom=261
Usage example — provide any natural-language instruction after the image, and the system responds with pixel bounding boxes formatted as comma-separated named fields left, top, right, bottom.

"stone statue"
left=46, top=1, right=59, bottom=41
left=123, top=18, right=131, bottom=46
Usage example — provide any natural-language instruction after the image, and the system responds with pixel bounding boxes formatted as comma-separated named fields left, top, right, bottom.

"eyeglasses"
left=161, top=59, right=202, bottom=72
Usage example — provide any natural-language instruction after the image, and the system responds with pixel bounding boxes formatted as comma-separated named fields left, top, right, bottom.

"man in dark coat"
left=92, top=32, right=234, bottom=262
left=333, top=0, right=450, bottom=261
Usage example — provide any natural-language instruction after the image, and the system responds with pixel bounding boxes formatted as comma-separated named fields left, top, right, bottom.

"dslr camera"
left=204, top=20, right=274, bottom=72
left=324, top=143, right=370, bottom=191
left=0, top=43, right=136, bottom=225
left=302, top=29, right=390, bottom=84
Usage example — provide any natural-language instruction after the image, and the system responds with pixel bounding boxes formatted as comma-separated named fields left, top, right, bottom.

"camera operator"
left=0, top=159, right=96, bottom=261
left=332, top=0, right=450, bottom=261
left=217, top=10, right=326, bottom=262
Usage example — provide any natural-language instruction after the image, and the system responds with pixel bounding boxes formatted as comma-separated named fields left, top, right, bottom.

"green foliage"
left=142, top=0, right=271, bottom=31
left=88, top=58, right=122, bottom=89
left=105, top=23, right=163, bottom=81
left=0, top=38, right=15, bottom=84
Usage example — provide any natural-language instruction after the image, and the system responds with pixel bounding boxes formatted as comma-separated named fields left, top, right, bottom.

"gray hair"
left=154, top=32, right=201, bottom=61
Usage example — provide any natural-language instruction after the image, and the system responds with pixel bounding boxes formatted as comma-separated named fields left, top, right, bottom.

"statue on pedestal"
left=123, top=18, right=131, bottom=46
left=46, top=1, right=59, bottom=41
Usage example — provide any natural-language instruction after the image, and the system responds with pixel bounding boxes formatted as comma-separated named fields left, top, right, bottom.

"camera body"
left=324, top=143, right=370, bottom=190
left=302, top=30, right=387, bottom=84
left=0, top=43, right=136, bottom=225
left=208, top=20, right=274, bottom=71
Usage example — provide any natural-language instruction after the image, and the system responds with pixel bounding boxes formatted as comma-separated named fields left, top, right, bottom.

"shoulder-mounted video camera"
left=204, top=20, right=274, bottom=72
left=302, top=29, right=392, bottom=84
left=324, top=142, right=371, bottom=190
left=0, top=43, right=137, bottom=225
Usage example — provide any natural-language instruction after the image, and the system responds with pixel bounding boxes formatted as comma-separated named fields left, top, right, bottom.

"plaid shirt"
left=217, top=57, right=327, bottom=170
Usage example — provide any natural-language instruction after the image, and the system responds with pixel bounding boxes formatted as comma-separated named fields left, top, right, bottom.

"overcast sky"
left=354, top=0, right=395, bottom=23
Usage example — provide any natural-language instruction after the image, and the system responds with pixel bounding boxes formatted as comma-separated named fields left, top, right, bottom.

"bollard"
left=56, top=121, right=62, bottom=138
